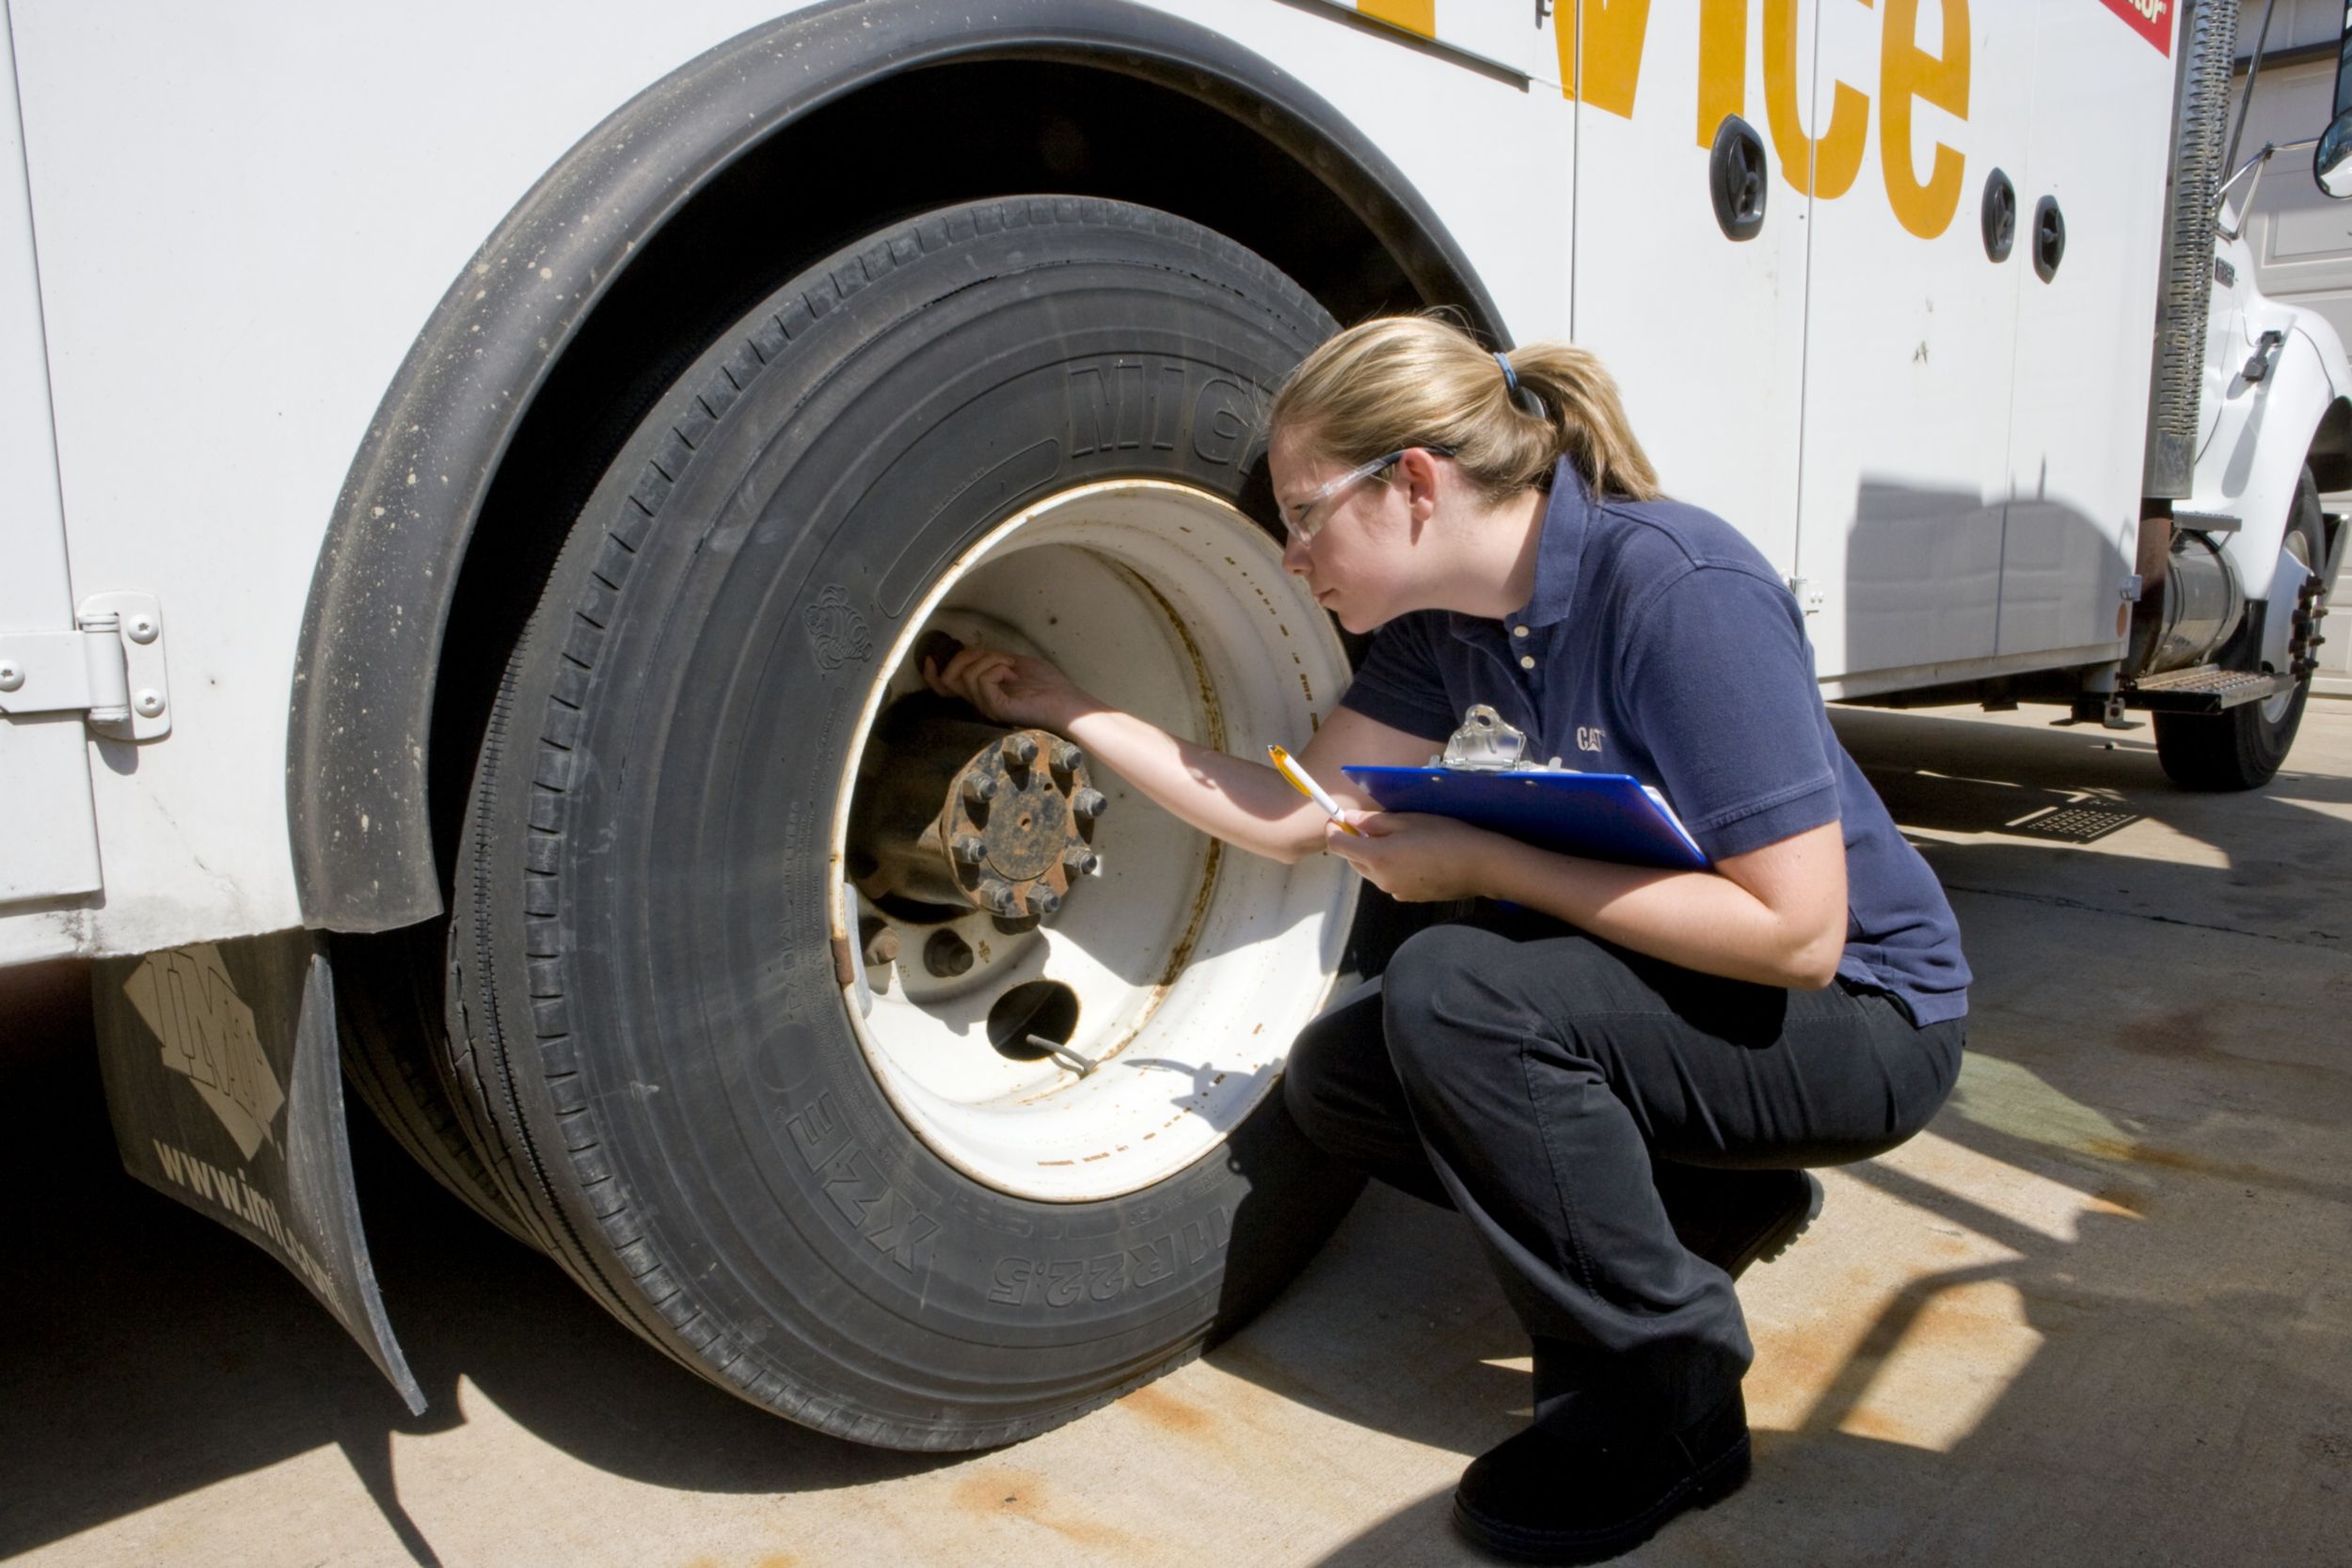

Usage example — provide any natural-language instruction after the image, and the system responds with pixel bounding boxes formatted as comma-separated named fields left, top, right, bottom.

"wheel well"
left=2307, top=394, right=2352, bottom=494
left=426, top=58, right=1480, bottom=874
left=290, top=0, right=1507, bottom=930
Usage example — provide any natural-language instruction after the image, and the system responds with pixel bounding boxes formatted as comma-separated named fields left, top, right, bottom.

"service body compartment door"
left=1797, top=0, right=2032, bottom=687
left=1997, top=3, right=2175, bottom=661
left=0, top=11, right=99, bottom=907
left=1571, top=0, right=1811, bottom=574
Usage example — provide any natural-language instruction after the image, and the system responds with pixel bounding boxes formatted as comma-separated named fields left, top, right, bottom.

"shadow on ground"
left=0, top=962, right=942, bottom=1565
left=5, top=707, right=2348, bottom=1568
left=1273, top=707, right=2352, bottom=1565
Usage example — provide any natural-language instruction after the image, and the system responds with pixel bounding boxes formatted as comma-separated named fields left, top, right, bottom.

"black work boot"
left=1453, top=1386, right=1753, bottom=1564
left=1657, top=1165, right=1823, bottom=1278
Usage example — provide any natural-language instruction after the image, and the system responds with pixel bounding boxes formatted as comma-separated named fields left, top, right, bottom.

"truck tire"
left=330, top=921, right=539, bottom=1249
left=442, top=198, right=1367, bottom=1448
left=2155, top=468, right=2326, bottom=791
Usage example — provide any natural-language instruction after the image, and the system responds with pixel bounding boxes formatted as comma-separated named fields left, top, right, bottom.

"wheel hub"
left=848, top=689, right=1104, bottom=923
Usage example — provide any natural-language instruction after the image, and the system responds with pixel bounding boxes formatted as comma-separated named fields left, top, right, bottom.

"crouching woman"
left=929, top=314, right=1968, bottom=1564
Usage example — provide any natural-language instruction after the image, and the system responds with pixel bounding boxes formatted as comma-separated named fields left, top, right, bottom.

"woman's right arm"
left=925, top=645, right=1434, bottom=865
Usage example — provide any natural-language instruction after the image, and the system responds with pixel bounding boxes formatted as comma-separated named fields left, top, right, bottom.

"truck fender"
left=2191, top=309, right=2348, bottom=612
left=284, top=0, right=1502, bottom=935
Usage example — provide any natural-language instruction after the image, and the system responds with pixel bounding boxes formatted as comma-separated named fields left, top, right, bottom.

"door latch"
left=2243, top=329, right=2285, bottom=384
left=0, top=592, right=172, bottom=740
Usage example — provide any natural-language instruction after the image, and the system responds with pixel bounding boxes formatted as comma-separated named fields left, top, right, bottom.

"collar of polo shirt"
left=1454, top=457, right=1591, bottom=649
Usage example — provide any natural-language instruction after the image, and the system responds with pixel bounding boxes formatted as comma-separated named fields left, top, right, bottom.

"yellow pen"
left=1267, top=744, right=1363, bottom=836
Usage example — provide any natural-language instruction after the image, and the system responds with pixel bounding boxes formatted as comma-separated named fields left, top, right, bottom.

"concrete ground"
left=3, top=701, right=2347, bottom=1568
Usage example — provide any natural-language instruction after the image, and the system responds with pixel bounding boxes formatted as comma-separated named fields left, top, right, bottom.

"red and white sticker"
left=2096, top=0, right=2173, bottom=55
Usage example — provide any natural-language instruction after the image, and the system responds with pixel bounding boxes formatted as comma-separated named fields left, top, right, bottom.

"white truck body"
left=0, top=2, right=2335, bottom=945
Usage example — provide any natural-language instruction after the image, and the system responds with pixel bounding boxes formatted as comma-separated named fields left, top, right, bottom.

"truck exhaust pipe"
left=2143, top=0, right=2241, bottom=499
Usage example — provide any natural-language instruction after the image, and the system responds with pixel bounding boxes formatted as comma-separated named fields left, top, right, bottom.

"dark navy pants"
left=1283, top=916, right=1963, bottom=1442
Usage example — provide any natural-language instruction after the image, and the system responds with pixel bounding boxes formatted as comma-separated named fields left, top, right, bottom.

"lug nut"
left=961, top=772, right=998, bottom=805
left=859, top=921, right=899, bottom=995
left=1071, top=787, right=1107, bottom=820
left=1062, top=845, right=1100, bottom=876
left=924, top=929, right=975, bottom=978
left=951, top=833, right=988, bottom=864
left=1028, top=887, right=1062, bottom=917
left=1050, top=739, right=1083, bottom=773
left=1001, top=733, right=1040, bottom=768
left=977, top=879, right=1020, bottom=915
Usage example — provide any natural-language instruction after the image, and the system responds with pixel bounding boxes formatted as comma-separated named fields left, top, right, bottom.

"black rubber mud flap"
left=90, top=930, right=425, bottom=1416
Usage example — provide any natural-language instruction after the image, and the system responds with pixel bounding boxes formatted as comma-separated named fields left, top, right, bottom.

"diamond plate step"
left=2123, top=664, right=2299, bottom=713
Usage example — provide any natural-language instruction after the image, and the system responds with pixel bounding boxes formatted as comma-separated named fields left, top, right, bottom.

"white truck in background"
left=0, top=0, right=2342, bottom=1444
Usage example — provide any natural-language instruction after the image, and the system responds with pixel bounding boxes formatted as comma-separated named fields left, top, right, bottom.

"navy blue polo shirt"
left=1340, top=461, right=1969, bottom=1025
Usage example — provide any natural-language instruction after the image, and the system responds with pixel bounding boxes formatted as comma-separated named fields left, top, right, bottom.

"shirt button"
left=1519, top=655, right=1535, bottom=670
left=1513, top=625, right=1530, bottom=640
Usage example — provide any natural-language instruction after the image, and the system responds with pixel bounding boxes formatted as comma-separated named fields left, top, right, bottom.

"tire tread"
left=443, top=196, right=1340, bottom=1449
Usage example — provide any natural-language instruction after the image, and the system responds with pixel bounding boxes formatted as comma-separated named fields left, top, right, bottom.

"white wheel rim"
left=832, top=482, right=1358, bottom=1202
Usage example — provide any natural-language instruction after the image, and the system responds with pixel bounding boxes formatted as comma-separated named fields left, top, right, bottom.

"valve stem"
left=1035, top=1036, right=1099, bottom=1077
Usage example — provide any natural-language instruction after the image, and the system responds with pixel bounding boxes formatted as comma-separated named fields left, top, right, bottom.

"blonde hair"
left=1269, top=313, right=1661, bottom=503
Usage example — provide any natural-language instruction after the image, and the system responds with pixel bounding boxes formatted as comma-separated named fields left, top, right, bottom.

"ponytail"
left=1268, top=313, right=1661, bottom=503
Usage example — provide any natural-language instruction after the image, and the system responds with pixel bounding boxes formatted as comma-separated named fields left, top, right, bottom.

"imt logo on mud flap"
left=122, top=943, right=284, bottom=1161
left=151, top=1138, right=337, bottom=1300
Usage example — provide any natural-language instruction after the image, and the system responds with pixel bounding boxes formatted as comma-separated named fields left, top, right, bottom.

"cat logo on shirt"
left=1577, top=727, right=1606, bottom=753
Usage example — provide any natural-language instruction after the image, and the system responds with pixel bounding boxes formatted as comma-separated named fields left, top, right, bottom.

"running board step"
left=2122, top=664, right=2299, bottom=714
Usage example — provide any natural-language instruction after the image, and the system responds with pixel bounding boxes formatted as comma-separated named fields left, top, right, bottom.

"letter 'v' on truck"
left=0, top=0, right=2341, bottom=1445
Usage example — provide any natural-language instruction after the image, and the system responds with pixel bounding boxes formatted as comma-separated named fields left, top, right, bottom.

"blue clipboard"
left=1342, top=765, right=1709, bottom=870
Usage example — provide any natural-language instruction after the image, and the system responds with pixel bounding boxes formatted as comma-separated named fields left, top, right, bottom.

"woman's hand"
left=1323, top=811, right=1502, bottom=902
left=923, top=644, right=1100, bottom=732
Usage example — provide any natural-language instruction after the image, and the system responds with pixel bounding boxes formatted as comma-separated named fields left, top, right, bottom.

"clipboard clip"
left=1438, top=705, right=1532, bottom=771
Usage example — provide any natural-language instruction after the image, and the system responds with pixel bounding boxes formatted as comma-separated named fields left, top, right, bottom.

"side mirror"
left=2317, top=109, right=2352, bottom=199
left=2328, top=9, right=2352, bottom=199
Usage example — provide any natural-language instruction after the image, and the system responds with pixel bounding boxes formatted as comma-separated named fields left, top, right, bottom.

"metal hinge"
left=0, top=592, right=172, bottom=740
left=1787, top=576, right=1826, bottom=615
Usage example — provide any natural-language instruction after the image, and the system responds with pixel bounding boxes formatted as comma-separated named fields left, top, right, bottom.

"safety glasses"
left=1279, top=445, right=1455, bottom=545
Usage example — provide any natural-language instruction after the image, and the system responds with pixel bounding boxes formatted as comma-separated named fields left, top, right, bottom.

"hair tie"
left=1495, top=351, right=1543, bottom=417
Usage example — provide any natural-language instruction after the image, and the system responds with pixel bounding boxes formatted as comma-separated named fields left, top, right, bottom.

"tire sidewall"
left=2156, top=470, right=2325, bottom=790
left=490, top=200, right=1355, bottom=1441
